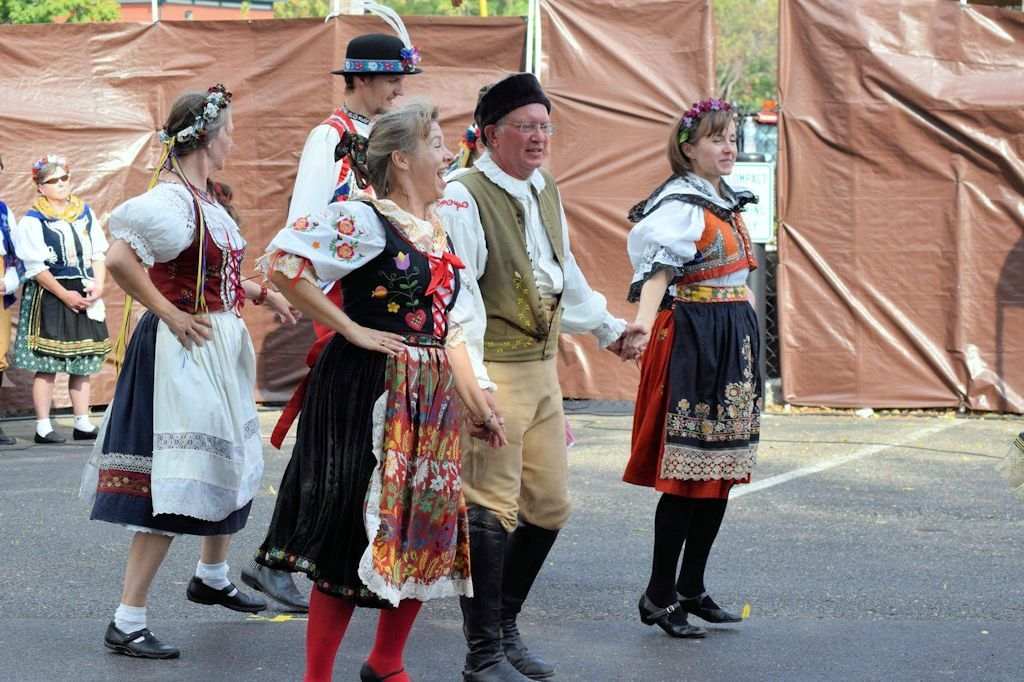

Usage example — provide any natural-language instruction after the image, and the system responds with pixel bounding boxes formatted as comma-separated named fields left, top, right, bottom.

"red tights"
left=304, top=588, right=422, bottom=682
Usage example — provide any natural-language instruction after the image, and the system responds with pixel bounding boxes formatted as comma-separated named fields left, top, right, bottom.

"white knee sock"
left=196, top=560, right=232, bottom=591
left=36, top=419, right=53, bottom=437
left=74, top=414, right=96, bottom=432
left=114, top=603, right=147, bottom=635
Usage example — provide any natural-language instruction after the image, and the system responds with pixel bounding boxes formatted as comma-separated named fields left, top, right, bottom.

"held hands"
left=265, top=290, right=300, bottom=325
left=608, top=322, right=650, bottom=362
left=62, top=289, right=90, bottom=313
left=83, top=282, right=104, bottom=305
left=469, top=389, right=508, bottom=448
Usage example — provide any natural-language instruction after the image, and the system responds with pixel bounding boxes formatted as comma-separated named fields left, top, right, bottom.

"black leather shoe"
left=34, top=430, right=65, bottom=444
left=678, top=592, right=743, bottom=623
left=241, top=562, right=309, bottom=612
left=73, top=427, right=98, bottom=441
left=186, top=577, right=266, bottom=613
left=638, top=594, right=705, bottom=638
left=501, top=610, right=554, bottom=680
left=360, top=661, right=406, bottom=681
left=0, top=428, right=15, bottom=445
left=104, top=621, right=180, bottom=659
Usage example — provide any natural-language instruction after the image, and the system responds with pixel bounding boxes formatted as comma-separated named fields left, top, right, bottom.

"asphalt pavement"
left=0, top=410, right=1021, bottom=681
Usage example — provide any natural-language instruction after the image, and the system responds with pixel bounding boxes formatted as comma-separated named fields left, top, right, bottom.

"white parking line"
left=732, top=420, right=959, bottom=498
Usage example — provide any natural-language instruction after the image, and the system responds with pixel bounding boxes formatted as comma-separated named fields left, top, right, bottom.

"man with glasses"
left=438, top=72, right=637, bottom=682
left=0, top=154, right=21, bottom=445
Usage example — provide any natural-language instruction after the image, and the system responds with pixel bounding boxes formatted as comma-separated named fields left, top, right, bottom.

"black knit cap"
left=331, top=33, right=423, bottom=75
left=474, top=73, right=551, bottom=129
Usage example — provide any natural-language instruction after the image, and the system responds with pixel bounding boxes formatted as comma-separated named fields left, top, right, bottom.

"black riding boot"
left=461, top=506, right=531, bottom=682
left=501, top=522, right=558, bottom=680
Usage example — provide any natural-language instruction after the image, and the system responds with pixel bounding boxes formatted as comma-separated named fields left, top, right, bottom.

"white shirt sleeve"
left=2, top=206, right=18, bottom=293
left=287, top=124, right=341, bottom=227
left=265, top=202, right=386, bottom=284
left=437, top=182, right=495, bottom=391
left=0, top=206, right=13, bottom=256
left=625, top=201, right=704, bottom=302
left=13, top=215, right=52, bottom=279
left=107, top=184, right=196, bottom=266
left=557, top=204, right=627, bottom=347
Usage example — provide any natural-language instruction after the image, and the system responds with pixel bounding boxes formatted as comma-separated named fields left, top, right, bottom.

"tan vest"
left=455, top=168, right=566, bottom=363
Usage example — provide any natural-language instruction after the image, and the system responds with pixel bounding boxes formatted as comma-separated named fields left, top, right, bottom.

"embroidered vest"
left=149, top=224, right=242, bottom=314
left=454, top=168, right=566, bottom=363
left=25, top=207, right=96, bottom=280
left=340, top=203, right=459, bottom=341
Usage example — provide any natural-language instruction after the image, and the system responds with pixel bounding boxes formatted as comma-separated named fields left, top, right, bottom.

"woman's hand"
left=84, top=282, right=104, bottom=304
left=344, top=323, right=407, bottom=356
left=470, top=407, right=508, bottom=448
left=265, top=290, right=300, bottom=325
left=163, top=308, right=213, bottom=350
left=61, top=289, right=90, bottom=313
left=621, top=321, right=652, bottom=361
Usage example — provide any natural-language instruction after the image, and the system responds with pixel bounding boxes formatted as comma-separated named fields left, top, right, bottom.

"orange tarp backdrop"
left=0, top=5, right=714, bottom=411
left=777, top=0, right=1024, bottom=411
left=539, top=0, right=715, bottom=399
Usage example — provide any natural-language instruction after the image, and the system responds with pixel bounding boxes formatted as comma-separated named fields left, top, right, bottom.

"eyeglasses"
left=503, top=121, right=556, bottom=136
left=42, top=174, right=70, bottom=185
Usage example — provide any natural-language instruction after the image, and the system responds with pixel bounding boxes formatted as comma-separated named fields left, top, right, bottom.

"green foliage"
left=713, top=0, right=778, bottom=111
left=0, top=0, right=119, bottom=23
left=273, top=0, right=528, bottom=19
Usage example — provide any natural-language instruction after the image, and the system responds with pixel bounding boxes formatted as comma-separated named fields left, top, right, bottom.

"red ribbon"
left=269, top=330, right=335, bottom=449
left=424, top=250, right=465, bottom=296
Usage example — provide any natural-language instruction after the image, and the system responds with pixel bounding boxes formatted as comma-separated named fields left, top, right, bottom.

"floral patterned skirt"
left=256, top=333, right=471, bottom=608
left=625, top=291, right=761, bottom=499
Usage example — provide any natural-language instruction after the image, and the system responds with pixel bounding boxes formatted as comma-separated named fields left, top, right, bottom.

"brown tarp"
left=539, top=0, right=715, bottom=399
left=0, top=4, right=715, bottom=411
left=0, top=15, right=527, bottom=410
left=778, top=0, right=1024, bottom=411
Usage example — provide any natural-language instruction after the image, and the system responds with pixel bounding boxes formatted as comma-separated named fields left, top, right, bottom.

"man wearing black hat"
left=241, top=26, right=422, bottom=613
left=438, top=73, right=638, bottom=682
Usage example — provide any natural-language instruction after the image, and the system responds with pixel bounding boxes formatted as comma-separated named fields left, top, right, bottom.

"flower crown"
left=677, top=98, right=733, bottom=145
left=31, top=154, right=68, bottom=182
left=462, top=124, right=479, bottom=151
left=159, top=84, right=233, bottom=147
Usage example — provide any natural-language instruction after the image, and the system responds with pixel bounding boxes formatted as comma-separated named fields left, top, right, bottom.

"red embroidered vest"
left=679, top=209, right=758, bottom=285
left=149, top=229, right=239, bottom=313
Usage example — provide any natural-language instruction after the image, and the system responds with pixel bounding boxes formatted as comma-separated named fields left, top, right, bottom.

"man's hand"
left=610, top=322, right=650, bottom=361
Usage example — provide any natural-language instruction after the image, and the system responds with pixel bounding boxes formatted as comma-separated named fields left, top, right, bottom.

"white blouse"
left=627, top=175, right=750, bottom=298
left=108, top=183, right=247, bottom=310
left=14, top=205, right=108, bottom=280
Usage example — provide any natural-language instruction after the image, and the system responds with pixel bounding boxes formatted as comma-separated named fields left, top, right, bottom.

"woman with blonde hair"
left=13, top=154, right=111, bottom=443
left=255, top=100, right=506, bottom=682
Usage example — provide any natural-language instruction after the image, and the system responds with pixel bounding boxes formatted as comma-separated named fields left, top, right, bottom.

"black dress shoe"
left=34, top=430, right=65, bottom=444
left=0, top=429, right=15, bottom=445
left=638, top=594, right=706, bottom=639
left=104, top=621, right=180, bottom=659
left=241, top=562, right=309, bottom=612
left=678, top=592, right=743, bottom=624
left=360, top=661, right=406, bottom=681
left=73, top=427, right=98, bottom=441
left=186, top=577, right=266, bottom=613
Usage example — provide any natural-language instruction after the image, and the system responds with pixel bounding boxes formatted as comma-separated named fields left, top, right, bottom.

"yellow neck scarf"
left=33, top=195, right=85, bottom=223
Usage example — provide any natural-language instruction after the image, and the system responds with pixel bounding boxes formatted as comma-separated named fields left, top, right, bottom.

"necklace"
left=170, top=168, right=217, bottom=205
left=343, top=106, right=372, bottom=126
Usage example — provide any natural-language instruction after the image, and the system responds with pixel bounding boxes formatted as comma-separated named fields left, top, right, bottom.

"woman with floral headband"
left=79, top=85, right=297, bottom=659
left=12, top=154, right=111, bottom=444
left=254, top=100, right=506, bottom=682
left=622, top=99, right=760, bottom=638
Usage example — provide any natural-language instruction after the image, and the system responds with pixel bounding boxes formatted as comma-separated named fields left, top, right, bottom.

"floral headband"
left=159, top=84, right=233, bottom=147
left=31, top=154, right=68, bottom=183
left=677, top=98, right=733, bottom=145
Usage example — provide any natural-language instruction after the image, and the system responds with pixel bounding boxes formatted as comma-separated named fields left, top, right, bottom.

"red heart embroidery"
left=404, top=310, right=427, bottom=331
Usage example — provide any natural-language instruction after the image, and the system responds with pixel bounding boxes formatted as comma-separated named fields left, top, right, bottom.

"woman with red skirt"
left=623, top=99, right=761, bottom=639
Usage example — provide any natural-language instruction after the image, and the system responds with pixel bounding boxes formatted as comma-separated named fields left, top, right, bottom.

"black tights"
left=644, top=494, right=729, bottom=607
